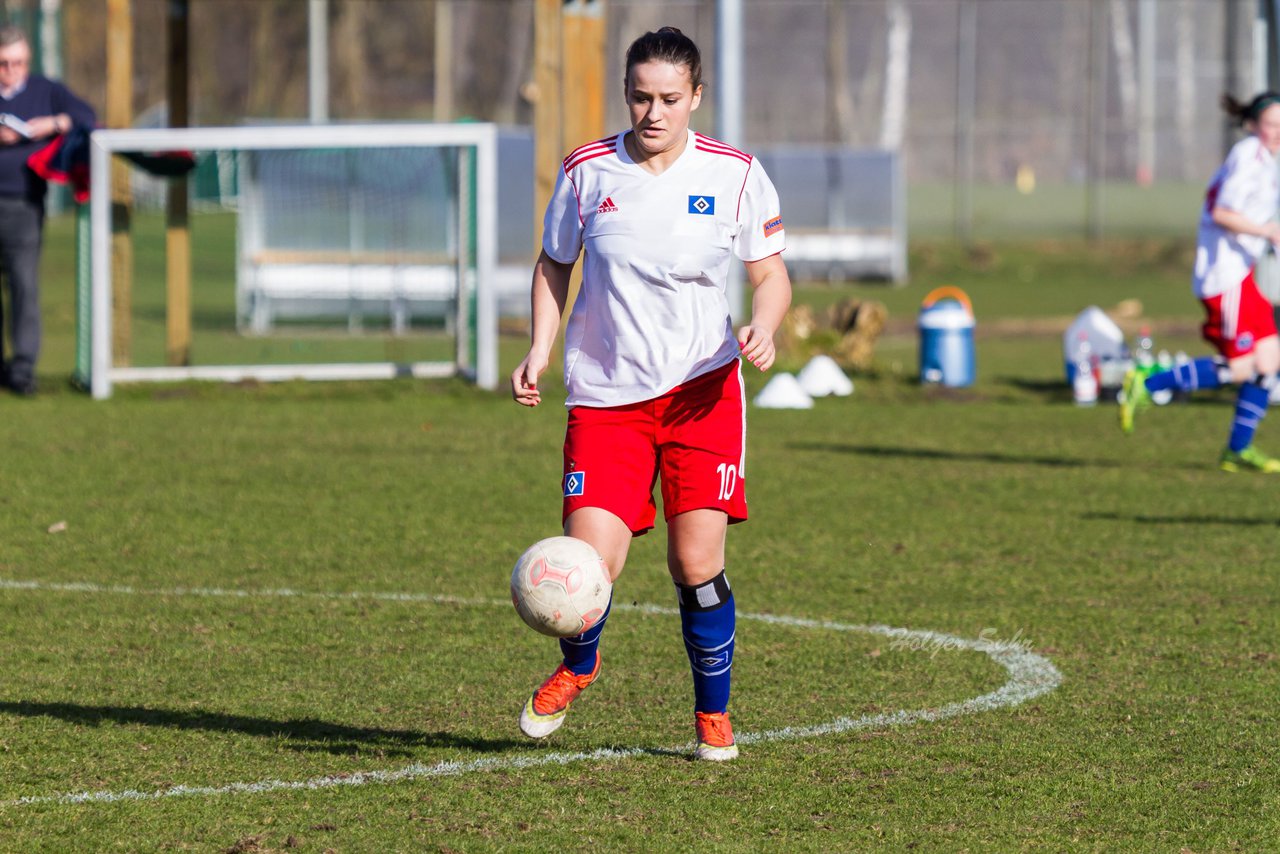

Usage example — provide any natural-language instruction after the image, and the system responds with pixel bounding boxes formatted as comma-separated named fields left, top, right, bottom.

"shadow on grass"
left=788, top=441, right=1113, bottom=469
left=999, top=377, right=1236, bottom=408
left=998, top=377, right=1075, bottom=403
left=0, top=700, right=525, bottom=757
left=1083, top=511, right=1279, bottom=527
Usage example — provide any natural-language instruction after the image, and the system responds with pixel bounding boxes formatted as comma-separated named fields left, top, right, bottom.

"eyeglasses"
left=0, top=60, right=28, bottom=69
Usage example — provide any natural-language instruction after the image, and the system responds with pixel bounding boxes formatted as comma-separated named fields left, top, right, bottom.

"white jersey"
left=543, top=129, right=786, bottom=407
left=1193, top=134, right=1280, bottom=299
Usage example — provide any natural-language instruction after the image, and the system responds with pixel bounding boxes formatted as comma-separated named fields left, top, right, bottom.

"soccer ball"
left=510, top=536, right=612, bottom=638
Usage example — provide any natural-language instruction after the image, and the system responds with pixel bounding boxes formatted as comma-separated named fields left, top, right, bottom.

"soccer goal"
left=86, top=123, right=500, bottom=400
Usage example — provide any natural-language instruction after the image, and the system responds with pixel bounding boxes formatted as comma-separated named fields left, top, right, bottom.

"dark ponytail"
left=624, top=26, right=703, bottom=90
left=1221, top=91, right=1280, bottom=125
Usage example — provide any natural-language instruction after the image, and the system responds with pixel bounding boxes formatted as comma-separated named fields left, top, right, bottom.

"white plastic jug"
left=1063, top=306, right=1127, bottom=385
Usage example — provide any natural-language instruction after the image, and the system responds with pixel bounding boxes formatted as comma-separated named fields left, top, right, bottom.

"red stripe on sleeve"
left=694, top=133, right=753, bottom=164
left=563, top=135, right=618, bottom=171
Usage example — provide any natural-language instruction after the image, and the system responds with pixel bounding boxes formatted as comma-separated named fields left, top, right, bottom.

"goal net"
left=84, top=123, right=500, bottom=399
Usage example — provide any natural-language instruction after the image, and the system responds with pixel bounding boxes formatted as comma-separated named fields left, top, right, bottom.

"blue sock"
left=677, top=571, right=735, bottom=714
left=1228, top=380, right=1271, bottom=452
left=1146, top=357, right=1224, bottom=393
left=560, top=595, right=610, bottom=676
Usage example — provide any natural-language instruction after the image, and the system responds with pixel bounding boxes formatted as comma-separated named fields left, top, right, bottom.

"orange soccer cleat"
left=694, top=710, right=739, bottom=761
left=518, top=652, right=601, bottom=739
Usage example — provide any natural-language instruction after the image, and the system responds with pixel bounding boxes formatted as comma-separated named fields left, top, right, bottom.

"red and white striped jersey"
left=543, top=129, right=786, bottom=407
left=1194, top=134, right=1280, bottom=299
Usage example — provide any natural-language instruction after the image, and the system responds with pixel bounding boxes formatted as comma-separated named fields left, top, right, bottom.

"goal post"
left=86, top=122, right=500, bottom=400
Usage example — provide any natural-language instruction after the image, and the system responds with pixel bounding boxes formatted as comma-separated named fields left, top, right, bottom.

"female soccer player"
left=1120, top=91, right=1280, bottom=472
left=510, top=26, right=792, bottom=760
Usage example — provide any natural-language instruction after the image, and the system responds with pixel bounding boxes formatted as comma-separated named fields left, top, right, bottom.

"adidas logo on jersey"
left=596, top=196, right=618, bottom=213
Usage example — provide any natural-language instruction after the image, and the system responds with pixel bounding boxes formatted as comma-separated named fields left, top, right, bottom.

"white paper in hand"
left=0, top=113, right=34, bottom=139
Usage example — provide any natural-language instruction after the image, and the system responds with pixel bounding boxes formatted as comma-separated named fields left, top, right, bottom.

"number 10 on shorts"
left=716, top=463, right=738, bottom=500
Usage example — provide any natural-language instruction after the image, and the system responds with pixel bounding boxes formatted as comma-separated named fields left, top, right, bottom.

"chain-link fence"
left=18, top=0, right=1267, bottom=239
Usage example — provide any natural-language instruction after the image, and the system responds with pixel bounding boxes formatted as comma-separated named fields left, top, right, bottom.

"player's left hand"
left=737, top=324, right=777, bottom=371
left=511, top=349, right=547, bottom=407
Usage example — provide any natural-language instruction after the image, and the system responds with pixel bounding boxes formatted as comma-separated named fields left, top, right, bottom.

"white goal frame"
left=88, top=123, right=499, bottom=400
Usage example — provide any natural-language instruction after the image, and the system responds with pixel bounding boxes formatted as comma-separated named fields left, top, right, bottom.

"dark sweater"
left=0, top=75, right=95, bottom=202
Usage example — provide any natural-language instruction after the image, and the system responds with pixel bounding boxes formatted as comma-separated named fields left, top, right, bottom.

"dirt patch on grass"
left=882, top=315, right=1204, bottom=340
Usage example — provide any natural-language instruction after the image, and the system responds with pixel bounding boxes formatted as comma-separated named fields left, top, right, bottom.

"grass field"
left=907, top=181, right=1205, bottom=240
left=0, top=221, right=1277, bottom=850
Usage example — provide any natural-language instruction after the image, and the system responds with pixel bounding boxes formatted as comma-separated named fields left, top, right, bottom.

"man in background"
left=0, top=24, right=94, bottom=396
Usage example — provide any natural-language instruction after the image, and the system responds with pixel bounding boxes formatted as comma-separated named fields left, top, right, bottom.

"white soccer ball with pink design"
left=510, top=536, right=612, bottom=638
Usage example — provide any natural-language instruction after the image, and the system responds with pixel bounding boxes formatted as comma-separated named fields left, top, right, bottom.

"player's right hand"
left=1264, top=220, right=1280, bottom=246
left=511, top=351, right=546, bottom=407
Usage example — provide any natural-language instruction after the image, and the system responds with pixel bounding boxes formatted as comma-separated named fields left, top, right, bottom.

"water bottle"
left=1072, top=334, right=1099, bottom=406
left=1133, top=325, right=1155, bottom=370
left=1136, top=327, right=1173, bottom=405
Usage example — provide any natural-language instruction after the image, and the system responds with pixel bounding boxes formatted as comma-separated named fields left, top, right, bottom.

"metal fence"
left=29, top=0, right=1269, bottom=239
left=605, top=0, right=1259, bottom=239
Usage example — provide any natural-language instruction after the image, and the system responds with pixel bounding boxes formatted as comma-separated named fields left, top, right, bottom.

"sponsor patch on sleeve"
left=763, top=215, right=784, bottom=238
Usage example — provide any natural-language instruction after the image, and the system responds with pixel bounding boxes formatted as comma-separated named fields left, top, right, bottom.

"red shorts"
left=1201, top=270, right=1278, bottom=359
left=562, top=361, right=747, bottom=535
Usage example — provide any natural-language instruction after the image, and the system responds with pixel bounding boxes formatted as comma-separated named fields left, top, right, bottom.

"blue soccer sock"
left=1228, top=378, right=1272, bottom=452
left=1145, top=357, right=1227, bottom=394
left=560, top=594, right=611, bottom=676
left=677, top=571, right=735, bottom=714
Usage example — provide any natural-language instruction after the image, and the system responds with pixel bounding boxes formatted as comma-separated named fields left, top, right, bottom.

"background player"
left=1120, top=91, right=1280, bottom=472
left=510, top=26, right=792, bottom=760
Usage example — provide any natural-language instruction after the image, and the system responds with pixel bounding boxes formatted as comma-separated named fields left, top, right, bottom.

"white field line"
left=0, top=577, right=1062, bottom=807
